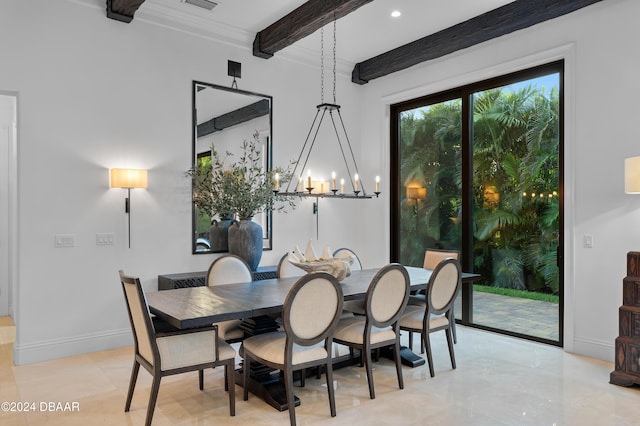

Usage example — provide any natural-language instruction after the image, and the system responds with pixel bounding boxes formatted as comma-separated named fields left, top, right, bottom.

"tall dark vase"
left=209, top=217, right=232, bottom=252
left=228, top=219, right=263, bottom=271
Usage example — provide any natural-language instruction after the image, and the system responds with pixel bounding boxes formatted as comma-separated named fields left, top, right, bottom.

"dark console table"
left=610, top=251, right=640, bottom=387
left=158, top=265, right=277, bottom=290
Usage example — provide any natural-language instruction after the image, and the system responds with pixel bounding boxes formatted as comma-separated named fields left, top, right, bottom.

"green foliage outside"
left=399, top=76, right=560, bottom=295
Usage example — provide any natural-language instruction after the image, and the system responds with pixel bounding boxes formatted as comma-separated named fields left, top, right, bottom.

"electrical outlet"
left=583, top=235, right=593, bottom=249
left=55, top=234, right=75, bottom=247
left=96, top=233, right=115, bottom=246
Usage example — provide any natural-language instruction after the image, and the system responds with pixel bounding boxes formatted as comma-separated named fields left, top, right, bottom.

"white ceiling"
left=109, top=0, right=516, bottom=66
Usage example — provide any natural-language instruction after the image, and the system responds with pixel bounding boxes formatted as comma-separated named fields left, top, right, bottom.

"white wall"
left=0, top=0, right=367, bottom=364
left=358, top=0, right=640, bottom=362
left=0, top=94, right=16, bottom=316
left=0, top=0, right=634, bottom=364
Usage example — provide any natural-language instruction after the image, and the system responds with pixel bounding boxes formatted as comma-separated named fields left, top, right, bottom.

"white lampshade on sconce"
left=406, top=186, right=427, bottom=206
left=625, top=156, right=640, bottom=194
left=110, top=168, right=148, bottom=248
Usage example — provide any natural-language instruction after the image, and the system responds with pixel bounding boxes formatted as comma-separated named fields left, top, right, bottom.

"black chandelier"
left=277, top=18, right=380, bottom=199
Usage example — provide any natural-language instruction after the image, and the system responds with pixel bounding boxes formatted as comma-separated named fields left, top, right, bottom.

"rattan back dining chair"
left=399, top=258, right=461, bottom=377
left=119, top=270, right=236, bottom=426
left=241, top=272, right=343, bottom=426
left=332, top=263, right=410, bottom=399
left=206, top=254, right=253, bottom=341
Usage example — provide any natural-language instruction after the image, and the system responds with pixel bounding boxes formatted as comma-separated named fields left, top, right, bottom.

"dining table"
left=146, top=265, right=480, bottom=410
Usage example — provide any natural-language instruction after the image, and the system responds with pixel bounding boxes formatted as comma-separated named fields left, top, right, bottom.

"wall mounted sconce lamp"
left=110, top=168, right=148, bottom=248
left=625, top=156, right=640, bottom=194
left=406, top=186, right=427, bottom=206
left=406, top=186, right=427, bottom=217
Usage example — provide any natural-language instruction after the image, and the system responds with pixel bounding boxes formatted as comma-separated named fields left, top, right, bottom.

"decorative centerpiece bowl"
left=287, top=241, right=354, bottom=281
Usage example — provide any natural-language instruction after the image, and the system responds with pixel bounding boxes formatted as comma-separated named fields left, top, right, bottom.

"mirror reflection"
left=192, top=81, right=272, bottom=254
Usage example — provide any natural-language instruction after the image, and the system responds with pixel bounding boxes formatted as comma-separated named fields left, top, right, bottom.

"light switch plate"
left=96, top=233, right=115, bottom=246
left=55, top=234, right=75, bottom=247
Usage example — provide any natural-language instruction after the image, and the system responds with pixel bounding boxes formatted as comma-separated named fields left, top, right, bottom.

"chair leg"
left=393, top=341, right=404, bottom=390
left=243, top=357, right=250, bottom=401
left=300, top=369, right=306, bottom=387
left=226, top=361, right=236, bottom=416
left=325, top=361, right=337, bottom=417
left=199, top=369, right=204, bottom=390
left=364, top=345, right=375, bottom=399
left=408, top=331, right=413, bottom=351
left=125, top=360, right=140, bottom=412
left=423, top=330, right=435, bottom=378
left=285, top=369, right=297, bottom=426
left=145, top=375, right=161, bottom=426
left=449, top=309, right=458, bottom=344
left=446, top=327, right=457, bottom=370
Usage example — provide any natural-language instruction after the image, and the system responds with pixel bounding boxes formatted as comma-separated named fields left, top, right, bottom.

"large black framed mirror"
left=192, top=81, right=273, bottom=254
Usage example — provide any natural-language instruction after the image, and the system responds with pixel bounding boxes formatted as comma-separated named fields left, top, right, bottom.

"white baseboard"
left=570, top=336, right=614, bottom=363
left=13, top=328, right=133, bottom=365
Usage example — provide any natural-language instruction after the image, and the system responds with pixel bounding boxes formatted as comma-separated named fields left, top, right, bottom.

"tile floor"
left=1, top=316, right=639, bottom=425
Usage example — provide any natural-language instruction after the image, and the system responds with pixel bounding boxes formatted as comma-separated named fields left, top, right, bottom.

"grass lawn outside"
left=473, top=284, right=559, bottom=304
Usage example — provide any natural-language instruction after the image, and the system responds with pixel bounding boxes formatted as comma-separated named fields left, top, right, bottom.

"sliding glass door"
left=391, top=62, right=563, bottom=345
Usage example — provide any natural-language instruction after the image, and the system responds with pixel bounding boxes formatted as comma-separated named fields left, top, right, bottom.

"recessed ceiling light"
left=184, top=0, right=218, bottom=11
left=391, top=10, right=401, bottom=18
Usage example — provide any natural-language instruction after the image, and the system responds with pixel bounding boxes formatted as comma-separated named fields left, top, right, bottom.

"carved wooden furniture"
left=157, top=265, right=276, bottom=290
left=610, top=251, right=640, bottom=387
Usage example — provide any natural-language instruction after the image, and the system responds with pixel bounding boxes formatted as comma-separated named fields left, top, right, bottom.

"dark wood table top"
left=146, top=266, right=480, bottom=330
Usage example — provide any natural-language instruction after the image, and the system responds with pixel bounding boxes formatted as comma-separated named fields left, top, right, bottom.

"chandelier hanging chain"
left=320, top=26, right=324, bottom=104
left=280, top=15, right=377, bottom=199
left=332, top=15, right=337, bottom=104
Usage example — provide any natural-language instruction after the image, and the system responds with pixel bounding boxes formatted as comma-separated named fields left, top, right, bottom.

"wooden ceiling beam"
left=253, top=0, right=373, bottom=59
left=106, top=0, right=147, bottom=23
left=197, top=99, right=270, bottom=138
left=352, top=0, right=603, bottom=84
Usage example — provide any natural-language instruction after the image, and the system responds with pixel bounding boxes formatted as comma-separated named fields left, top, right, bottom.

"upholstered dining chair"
left=399, top=258, right=461, bottom=377
left=206, top=254, right=253, bottom=342
left=333, top=247, right=362, bottom=271
left=408, top=248, right=461, bottom=344
left=332, top=263, right=410, bottom=399
left=118, top=270, right=236, bottom=426
left=334, top=248, right=367, bottom=315
left=241, top=272, right=344, bottom=426
left=276, top=253, right=305, bottom=279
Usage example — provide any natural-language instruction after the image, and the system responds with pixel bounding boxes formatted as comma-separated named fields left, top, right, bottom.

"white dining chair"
left=334, top=248, right=367, bottom=315
left=332, top=263, right=410, bottom=399
left=408, top=248, right=461, bottom=345
left=276, top=253, right=305, bottom=278
left=241, top=272, right=344, bottom=426
left=118, top=270, right=236, bottom=425
left=206, top=254, right=253, bottom=341
left=399, top=258, right=461, bottom=377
